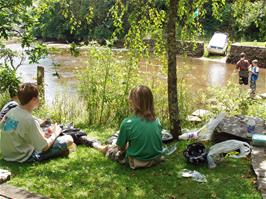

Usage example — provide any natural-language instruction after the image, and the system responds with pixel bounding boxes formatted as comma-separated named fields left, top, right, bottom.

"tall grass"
left=77, top=47, right=139, bottom=128
left=76, top=47, right=195, bottom=129
left=34, top=92, right=88, bottom=125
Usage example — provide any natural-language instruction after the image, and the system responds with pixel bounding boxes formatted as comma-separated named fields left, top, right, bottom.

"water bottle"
left=178, top=131, right=198, bottom=140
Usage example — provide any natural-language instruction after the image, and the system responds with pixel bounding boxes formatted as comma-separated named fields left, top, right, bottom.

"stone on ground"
left=260, top=93, right=266, bottom=99
left=251, top=147, right=266, bottom=199
left=214, top=115, right=266, bottom=141
left=0, top=184, right=49, bottom=199
left=186, top=115, right=202, bottom=122
left=192, top=109, right=211, bottom=118
left=0, top=169, right=11, bottom=184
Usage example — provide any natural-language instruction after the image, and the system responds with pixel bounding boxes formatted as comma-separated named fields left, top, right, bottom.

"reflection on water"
left=176, top=56, right=266, bottom=92
left=208, top=63, right=226, bottom=86
left=5, top=44, right=266, bottom=104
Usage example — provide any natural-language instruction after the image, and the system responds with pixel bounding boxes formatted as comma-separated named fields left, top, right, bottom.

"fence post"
left=37, top=66, right=45, bottom=104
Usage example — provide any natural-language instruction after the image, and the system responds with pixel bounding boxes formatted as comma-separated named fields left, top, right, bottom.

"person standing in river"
left=236, top=52, right=250, bottom=86
left=249, top=59, right=259, bottom=97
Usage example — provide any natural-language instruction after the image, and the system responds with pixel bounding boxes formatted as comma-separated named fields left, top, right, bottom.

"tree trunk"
left=166, top=0, right=181, bottom=139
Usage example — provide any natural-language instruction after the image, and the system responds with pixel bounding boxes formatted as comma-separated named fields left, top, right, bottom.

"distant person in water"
left=249, top=59, right=259, bottom=97
left=236, top=52, right=250, bottom=86
left=0, top=87, right=19, bottom=121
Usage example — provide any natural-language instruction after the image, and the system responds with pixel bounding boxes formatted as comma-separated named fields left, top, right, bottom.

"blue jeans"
left=26, top=136, right=69, bottom=163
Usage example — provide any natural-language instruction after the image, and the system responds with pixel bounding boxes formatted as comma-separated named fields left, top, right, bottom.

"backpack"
left=183, top=142, right=208, bottom=165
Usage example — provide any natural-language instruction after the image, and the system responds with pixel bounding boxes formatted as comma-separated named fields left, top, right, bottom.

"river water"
left=5, top=44, right=266, bottom=104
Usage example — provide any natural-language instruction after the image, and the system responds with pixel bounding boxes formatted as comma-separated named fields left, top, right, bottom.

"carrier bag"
left=207, top=140, right=250, bottom=169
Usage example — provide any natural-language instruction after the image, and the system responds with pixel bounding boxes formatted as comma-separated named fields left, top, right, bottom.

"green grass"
left=237, top=42, right=266, bottom=47
left=0, top=128, right=261, bottom=199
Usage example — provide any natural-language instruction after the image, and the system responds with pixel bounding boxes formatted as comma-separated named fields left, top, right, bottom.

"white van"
left=207, top=32, right=229, bottom=55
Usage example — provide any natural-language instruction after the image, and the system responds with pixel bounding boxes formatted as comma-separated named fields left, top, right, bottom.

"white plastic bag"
left=207, top=140, right=251, bottom=169
left=179, top=112, right=225, bottom=141
left=178, top=130, right=199, bottom=140
left=197, top=112, right=225, bottom=141
left=178, top=169, right=207, bottom=183
left=162, top=143, right=178, bottom=156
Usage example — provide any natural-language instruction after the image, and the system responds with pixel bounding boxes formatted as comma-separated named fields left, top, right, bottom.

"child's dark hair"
left=129, top=85, right=155, bottom=121
left=240, top=52, right=246, bottom=58
left=18, top=83, right=39, bottom=105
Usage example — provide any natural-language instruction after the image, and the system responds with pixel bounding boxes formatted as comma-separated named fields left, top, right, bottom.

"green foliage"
left=33, top=0, right=116, bottom=43
left=25, top=43, right=48, bottom=64
left=204, top=80, right=266, bottom=121
left=206, top=81, right=250, bottom=115
left=0, top=92, right=9, bottom=110
left=232, top=0, right=266, bottom=41
left=75, top=47, right=195, bottom=129
left=0, top=0, right=32, bottom=39
left=0, top=66, right=20, bottom=95
left=0, top=0, right=48, bottom=95
left=77, top=47, right=139, bottom=127
left=203, top=0, right=266, bottom=41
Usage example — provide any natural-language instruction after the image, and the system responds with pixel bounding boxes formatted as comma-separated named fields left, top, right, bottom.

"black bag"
left=60, top=123, right=87, bottom=145
left=183, top=142, right=208, bottom=165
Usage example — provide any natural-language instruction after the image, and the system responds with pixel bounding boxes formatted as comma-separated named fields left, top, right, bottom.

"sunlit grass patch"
left=0, top=135, right=261, bottom=199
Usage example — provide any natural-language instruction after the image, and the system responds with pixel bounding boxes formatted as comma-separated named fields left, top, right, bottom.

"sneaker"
left=79, top=136, right=101, bottom=147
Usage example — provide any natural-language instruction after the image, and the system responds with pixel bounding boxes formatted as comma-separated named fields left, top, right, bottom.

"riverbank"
left=5, top=42, right=264, bottom=107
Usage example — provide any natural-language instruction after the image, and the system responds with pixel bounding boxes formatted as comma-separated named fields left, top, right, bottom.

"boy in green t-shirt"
left=0, top=83, right=74, bottom=163
left=92, top=85, right=163, bottom=169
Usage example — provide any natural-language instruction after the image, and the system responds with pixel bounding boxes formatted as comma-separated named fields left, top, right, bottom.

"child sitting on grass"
left=0, top=83, right=75, bottom=163
left=93, top=85, right=164, bottom=169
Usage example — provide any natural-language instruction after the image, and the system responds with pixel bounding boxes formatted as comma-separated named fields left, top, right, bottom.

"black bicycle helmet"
left=183, top=142, right=208, bottom=165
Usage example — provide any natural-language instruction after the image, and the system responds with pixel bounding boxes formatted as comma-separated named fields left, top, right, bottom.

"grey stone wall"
left=176, top=40, right=204, bottom=57
left=226, top=44, right=266, bottom=68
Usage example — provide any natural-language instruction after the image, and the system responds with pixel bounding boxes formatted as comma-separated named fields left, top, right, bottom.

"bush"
left=0, top=92, right=9, bottom=110
left=0, top=66, right=20, bottom=96
left=77, top=47, right=139, bottom=127
left=77, top=47, right=194, bottom=129
left=34, top=92, right=88, bottom=125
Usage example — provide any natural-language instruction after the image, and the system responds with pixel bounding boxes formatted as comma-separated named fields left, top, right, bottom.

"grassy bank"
left=0, top=83, right=265, bottom=198
left=238, top=42, right=266, bottom=47
left=0, top=132, right=260, bottom=199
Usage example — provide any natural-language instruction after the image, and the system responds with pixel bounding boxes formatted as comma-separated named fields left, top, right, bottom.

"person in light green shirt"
left=0, top=83, right=74, bottom=163
left=93, top=85, right=163, bottom=169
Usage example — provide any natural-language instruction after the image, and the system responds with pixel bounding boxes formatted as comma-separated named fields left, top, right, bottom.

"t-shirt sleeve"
left=26, top=118, right=47, bottom=152
left=116, top=119, right=128, bottom=149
